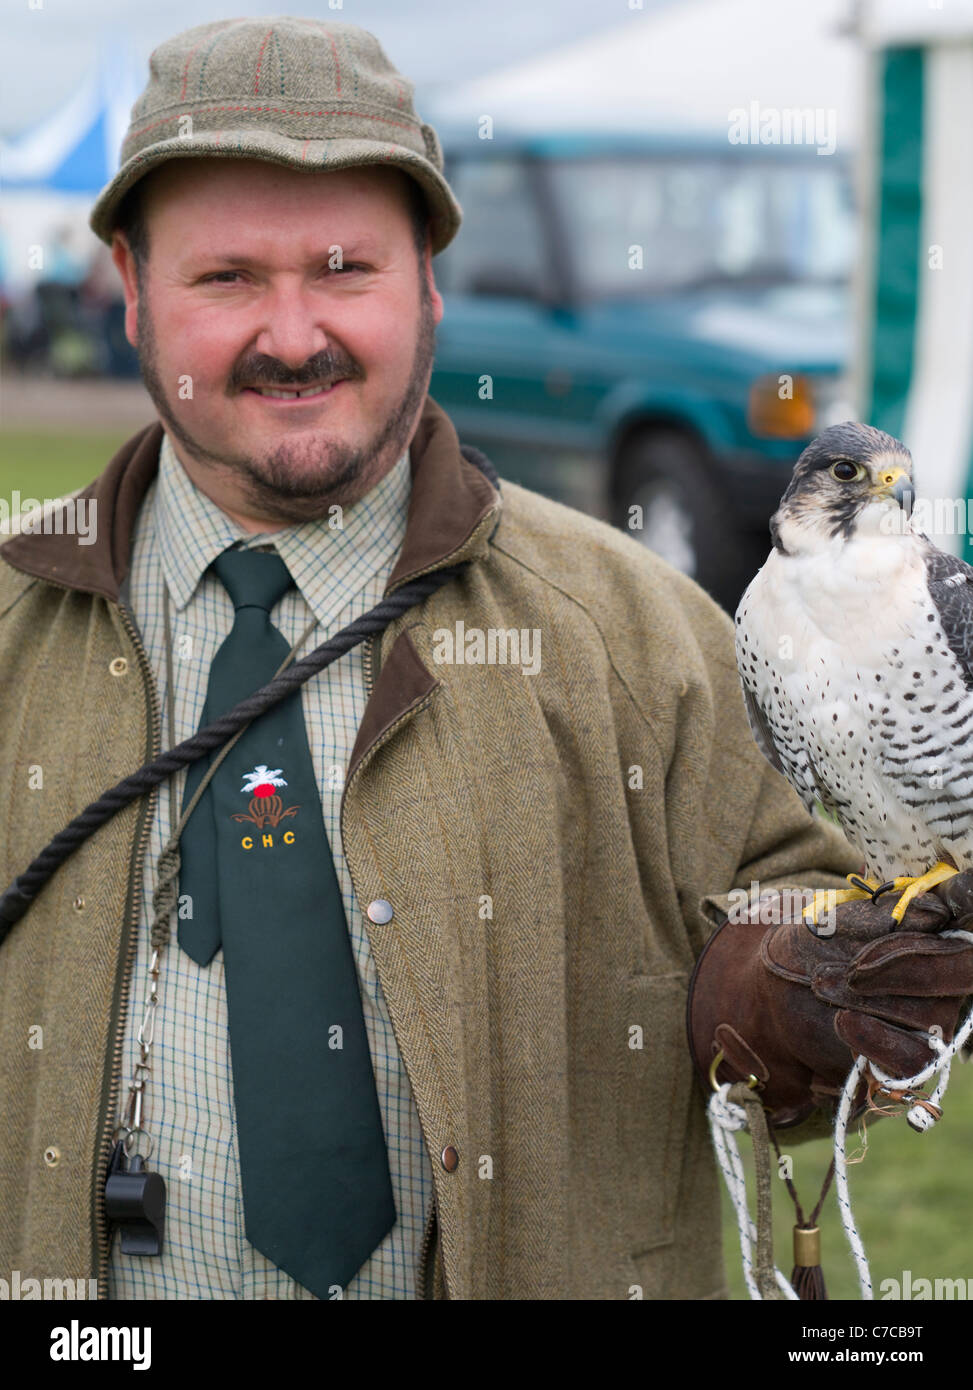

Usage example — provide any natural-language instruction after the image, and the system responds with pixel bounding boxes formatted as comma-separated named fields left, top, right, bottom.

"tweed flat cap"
left=88, top=16, right=462, bottom=254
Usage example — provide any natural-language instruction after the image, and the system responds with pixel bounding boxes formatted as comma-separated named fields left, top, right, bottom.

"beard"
left=134, top=271, right=436, bottom=525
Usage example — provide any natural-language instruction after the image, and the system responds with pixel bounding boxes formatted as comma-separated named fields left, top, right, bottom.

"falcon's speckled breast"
left=735, top=532, right=973, bottom=881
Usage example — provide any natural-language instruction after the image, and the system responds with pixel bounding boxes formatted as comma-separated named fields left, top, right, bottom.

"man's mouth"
left=242, top=380, right=345, bottom=402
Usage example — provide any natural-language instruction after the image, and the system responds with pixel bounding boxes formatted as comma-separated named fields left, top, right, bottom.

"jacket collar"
left=0, top=394, right=502, bottom=601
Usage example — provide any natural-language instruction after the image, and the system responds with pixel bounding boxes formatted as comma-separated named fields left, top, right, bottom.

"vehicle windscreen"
left=549, top=155, right=856, bottom=298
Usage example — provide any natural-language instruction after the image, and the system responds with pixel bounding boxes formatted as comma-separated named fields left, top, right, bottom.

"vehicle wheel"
left=611, top=429, right=754, bottom=612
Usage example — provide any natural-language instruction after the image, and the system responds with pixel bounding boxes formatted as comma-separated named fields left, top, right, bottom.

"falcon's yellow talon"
left=802, top=885, right=871, bottom=924
left=846, top=874, right=882, bottom=893
left=889, top=862, right=959, bottom=924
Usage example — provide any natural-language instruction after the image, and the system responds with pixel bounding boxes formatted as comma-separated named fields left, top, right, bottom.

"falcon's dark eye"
left=830, top=460, right=865, bottom=482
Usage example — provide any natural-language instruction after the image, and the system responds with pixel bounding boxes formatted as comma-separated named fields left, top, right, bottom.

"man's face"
left=111, top=158, right=443, bottom=527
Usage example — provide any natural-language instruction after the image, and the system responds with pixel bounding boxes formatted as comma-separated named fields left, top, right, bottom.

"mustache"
left=228, top=350, right=363, bottom=391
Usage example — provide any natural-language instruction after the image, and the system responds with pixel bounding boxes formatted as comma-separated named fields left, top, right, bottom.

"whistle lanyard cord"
left=0, top=561, right=467, bottom=940
left=151, top=583, right=320, bottom=953
left=112, top=583, right=321, bottom=1155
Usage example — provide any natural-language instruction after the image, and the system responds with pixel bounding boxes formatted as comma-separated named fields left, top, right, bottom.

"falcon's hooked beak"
left=872, top=465, right=914, bottom=516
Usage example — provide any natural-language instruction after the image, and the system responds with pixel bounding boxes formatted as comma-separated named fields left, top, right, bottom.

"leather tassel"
left=791, top=1225, right=828, bottom=1300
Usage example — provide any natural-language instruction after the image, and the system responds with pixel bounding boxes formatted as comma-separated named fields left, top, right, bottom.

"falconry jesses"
left=735, top=421, right=973, bottom=924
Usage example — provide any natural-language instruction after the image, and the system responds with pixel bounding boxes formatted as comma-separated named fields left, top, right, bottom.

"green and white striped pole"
left=856, top=1, right=973, bottom=558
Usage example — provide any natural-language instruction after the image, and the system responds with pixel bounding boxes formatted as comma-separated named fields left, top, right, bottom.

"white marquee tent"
left=428, top=0, right=862, bottom=145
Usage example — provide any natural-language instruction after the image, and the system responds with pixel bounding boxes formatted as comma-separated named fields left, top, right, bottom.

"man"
left=1, top=16, right=971, bottom=1302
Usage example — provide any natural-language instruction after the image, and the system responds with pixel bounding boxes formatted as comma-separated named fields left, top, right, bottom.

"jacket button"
left=366, top=899, right=393, bottom=924
left=109, top=657, right=129, bottom=677
left=43, top=1146, right=61, bottom=1167
left=73, top=895, right=85, bottom=912
left=441, top=1145, right=459, bottom=1172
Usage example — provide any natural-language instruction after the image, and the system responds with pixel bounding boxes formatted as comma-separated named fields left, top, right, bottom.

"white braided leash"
left=833, top=926, right=973, bottom=1300
left=709, top=928, right=973, bottom=1301
left=707, top=1084, right=799, bottom=1300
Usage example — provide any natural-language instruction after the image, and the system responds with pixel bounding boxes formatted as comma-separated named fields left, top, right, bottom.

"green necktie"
left=176, top=546, right=396, bottom=1296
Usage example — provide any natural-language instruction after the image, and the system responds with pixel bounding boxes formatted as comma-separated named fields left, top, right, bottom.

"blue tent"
left=0, top=40, right=142, bottom=194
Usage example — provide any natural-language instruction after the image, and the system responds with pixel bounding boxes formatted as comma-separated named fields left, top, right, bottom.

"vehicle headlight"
left=747, top=373, right=816, bottom=438
left=747, top=373, right=856, bottom=438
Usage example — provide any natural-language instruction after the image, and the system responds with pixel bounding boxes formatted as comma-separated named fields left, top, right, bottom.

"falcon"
left=734, top=421, right=973, bottom=924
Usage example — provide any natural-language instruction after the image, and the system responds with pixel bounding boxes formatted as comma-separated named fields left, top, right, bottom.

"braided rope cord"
left=0, top=563, right=466, bottom=941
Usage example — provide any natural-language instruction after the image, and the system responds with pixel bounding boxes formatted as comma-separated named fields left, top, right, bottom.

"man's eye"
left=202, top=265, right=364, bottom=284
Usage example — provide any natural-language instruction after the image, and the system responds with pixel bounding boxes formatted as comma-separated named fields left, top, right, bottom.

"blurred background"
left=2, top=0, right=973, bottom=1295
left=4, top=1, right=973, bottom=612
left=5, top=0, right=973, bottom=615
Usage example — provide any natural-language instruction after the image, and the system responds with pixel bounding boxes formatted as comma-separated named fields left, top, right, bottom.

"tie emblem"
left=232, top=764, right=302, bottom=830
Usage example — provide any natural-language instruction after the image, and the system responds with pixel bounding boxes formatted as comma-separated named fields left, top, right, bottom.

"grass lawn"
left=0, top=429, right=137, bottom=500
left=720, top=1051, right=973, bottom=1300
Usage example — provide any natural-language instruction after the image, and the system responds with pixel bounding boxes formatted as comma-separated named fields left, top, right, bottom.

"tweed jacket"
left=0, top=394, right=860, bottom=1300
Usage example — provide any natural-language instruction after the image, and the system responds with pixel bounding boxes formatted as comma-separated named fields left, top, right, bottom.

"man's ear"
left=109, top=231, right=140, bottom=348
left=423, top=240, right=443, bottom=324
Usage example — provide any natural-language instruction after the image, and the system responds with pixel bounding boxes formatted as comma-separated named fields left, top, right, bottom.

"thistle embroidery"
left=232, top=764, right=301, bottom=830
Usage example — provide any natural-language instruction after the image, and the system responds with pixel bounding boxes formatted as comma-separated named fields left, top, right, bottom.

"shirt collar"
left=154, top=430, right=413, bottom=625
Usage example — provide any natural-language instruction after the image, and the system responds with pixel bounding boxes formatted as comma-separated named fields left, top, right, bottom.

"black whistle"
left=104, top=1141, right=166, bottom=1255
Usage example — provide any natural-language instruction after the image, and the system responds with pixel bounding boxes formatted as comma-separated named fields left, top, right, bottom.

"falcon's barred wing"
left=920, top=539, right=973, bottom=692
left=740, top=680, right=836, bottom=820
left=741, top=680, right=787, bottom=777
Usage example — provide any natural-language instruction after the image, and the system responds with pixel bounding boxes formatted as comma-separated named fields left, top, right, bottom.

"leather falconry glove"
left=687, top=872, right=973, bottom=1128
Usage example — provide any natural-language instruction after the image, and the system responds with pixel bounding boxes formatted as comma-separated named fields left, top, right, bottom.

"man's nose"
left=252, top=282, right=332, bottom=370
